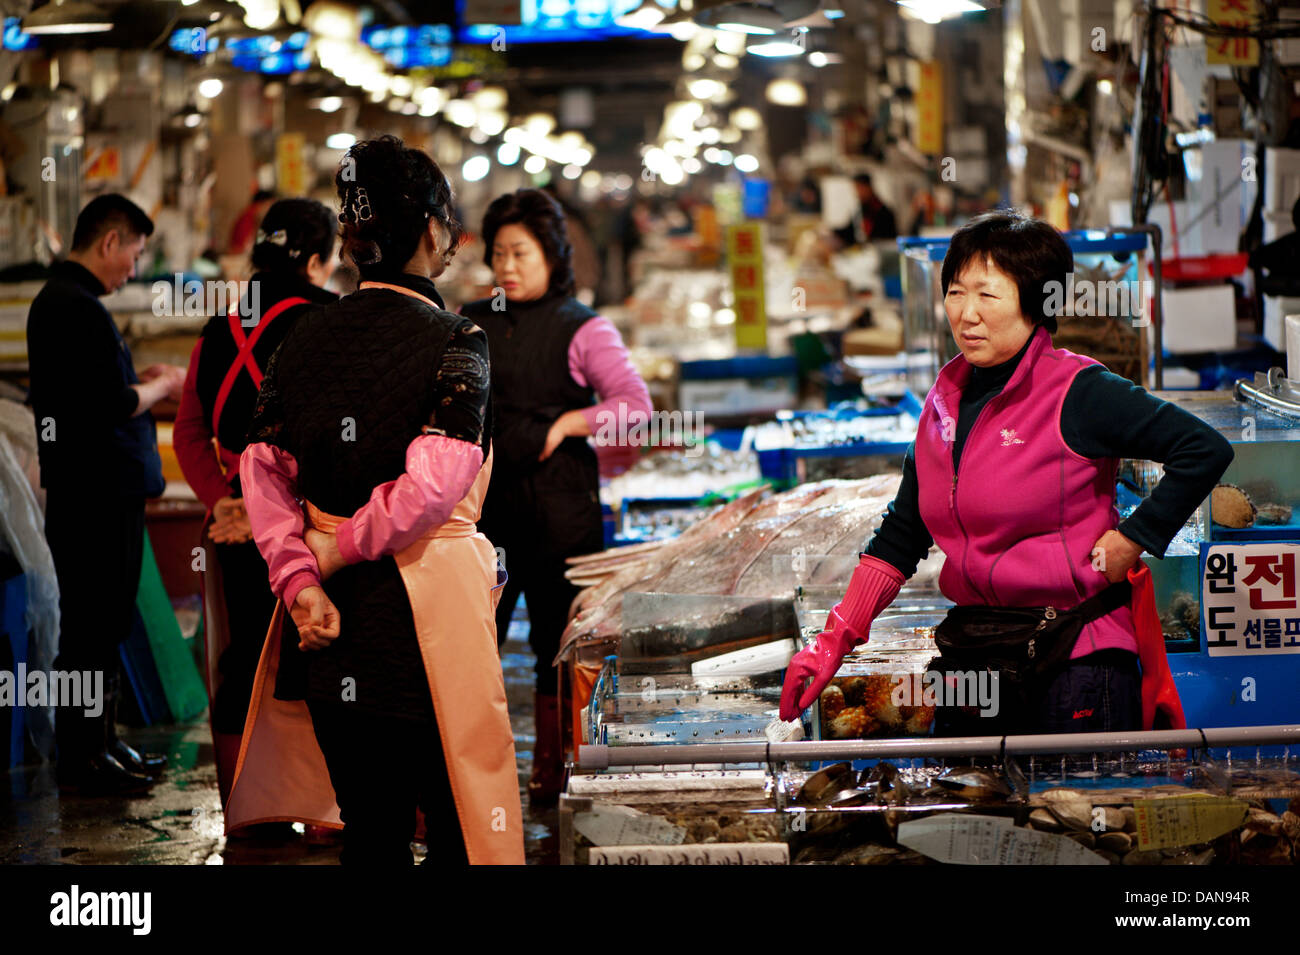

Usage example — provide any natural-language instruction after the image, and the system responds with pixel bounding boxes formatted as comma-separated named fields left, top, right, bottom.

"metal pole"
left=1128, top=222, right=1164, bottom=390
left=577, top=723, right=1300, bottom=770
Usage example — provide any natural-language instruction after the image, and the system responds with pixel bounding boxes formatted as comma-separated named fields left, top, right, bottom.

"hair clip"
left=352, top=185, right=373, bottom=223
left=256, top=229, right=288, bottom=245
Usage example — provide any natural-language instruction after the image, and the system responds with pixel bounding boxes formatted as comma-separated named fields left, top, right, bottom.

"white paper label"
left=573, top=805, right=686, bottom=846
left=589, top=844, right=789, bottom=865
left=1202, top=543, right=1300, bottom=656
left=898, top=814, right=1108, bottom=865
left=568, top=770, right=768, bottom=795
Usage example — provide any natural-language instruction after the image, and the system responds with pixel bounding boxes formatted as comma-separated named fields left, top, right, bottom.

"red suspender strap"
left=210, top=296, right=309, bottom=440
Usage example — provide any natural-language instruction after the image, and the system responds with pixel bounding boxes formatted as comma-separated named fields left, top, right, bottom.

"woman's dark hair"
left=251, top=198, right=336, bottom=275
left=940, top=210, right=1073, bottom=333
left=481, top=188, right=574, bottom=298
left=334, top=135, right=461, bottom=279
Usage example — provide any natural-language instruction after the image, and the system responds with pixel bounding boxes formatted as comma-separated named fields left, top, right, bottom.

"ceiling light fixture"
left=22, top=0, right=114, bottom=35
left=896, top=0, right=985, bottom=24
left=615, top=0, right=668, bottom=30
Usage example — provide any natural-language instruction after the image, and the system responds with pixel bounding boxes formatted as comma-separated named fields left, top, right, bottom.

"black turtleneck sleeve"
left=1061, top=366, right=1233, bottom=557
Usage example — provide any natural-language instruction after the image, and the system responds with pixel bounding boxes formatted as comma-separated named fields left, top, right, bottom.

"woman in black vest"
left=173, top=198, right=337, bottom=811
left=235, top=136, right=523, bottom=865
left=461, top=189, right=651, bottom=805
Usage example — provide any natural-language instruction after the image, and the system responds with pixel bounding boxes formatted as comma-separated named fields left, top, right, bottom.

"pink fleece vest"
left=915, top=326, right=1138, bottom=658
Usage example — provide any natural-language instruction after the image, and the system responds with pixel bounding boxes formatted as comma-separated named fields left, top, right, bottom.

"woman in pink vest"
left=781, top=211, right=1233, bottom=735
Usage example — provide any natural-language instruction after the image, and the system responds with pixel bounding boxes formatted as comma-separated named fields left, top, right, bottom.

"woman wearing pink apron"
left=231, top=135, right=524, bottom=865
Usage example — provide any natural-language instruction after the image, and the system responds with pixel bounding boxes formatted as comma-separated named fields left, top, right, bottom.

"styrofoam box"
left=1195, top=140, right=1256, bottom=255
left=1264, top=295, right=1300, bottom=352
left=1265, top=147, right=1300, bottom=214
left=1109, top=199, right=1200, bottom=257
left=1161, top=284, right=1236, bottom=354
left=1264, top=209, right=1295, bottom=244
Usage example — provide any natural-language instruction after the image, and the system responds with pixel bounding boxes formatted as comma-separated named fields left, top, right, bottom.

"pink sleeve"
left=335, top=434, right=485, bottom=564
left=239, top=442, right=319, bottom=609
left=568, top=317, right=654, bottom=437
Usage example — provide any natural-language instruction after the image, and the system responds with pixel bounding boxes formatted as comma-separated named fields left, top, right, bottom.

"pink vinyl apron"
left=224, top=281, right=524, bottom=865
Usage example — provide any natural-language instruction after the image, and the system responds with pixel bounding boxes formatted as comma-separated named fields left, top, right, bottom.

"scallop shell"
left=1211, top=484, right=1256, bottom=528
left=1029, top=808, right=1062, bottom=832
left=1099, top=831, right=1132, bottom=853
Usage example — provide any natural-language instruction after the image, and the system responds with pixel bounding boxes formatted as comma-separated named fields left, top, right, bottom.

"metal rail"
left=577, top=723, right=1300, bottom=770
left=1233, top=376, right=1300, bottom=420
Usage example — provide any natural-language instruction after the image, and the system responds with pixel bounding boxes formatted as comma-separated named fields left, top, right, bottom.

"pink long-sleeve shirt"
left=240, top=434, right=484, bottom=609
left=567, top=316, right=653, bottom=435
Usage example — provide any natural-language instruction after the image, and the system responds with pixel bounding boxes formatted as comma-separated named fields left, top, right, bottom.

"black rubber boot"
left=103, top=674, right=166, bottom=776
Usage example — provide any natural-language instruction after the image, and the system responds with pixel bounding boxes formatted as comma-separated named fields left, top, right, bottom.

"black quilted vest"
left=460, top=292, right=597, bottom=485
left=461, top=291, right=603, bottom=560
left=264, top=275, right=480, bottom=719
left=270, top=279, right=466, bottom=516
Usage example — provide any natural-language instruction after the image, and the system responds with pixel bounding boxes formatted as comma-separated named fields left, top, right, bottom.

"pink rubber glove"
left=779, top=554, right=905, bottom=721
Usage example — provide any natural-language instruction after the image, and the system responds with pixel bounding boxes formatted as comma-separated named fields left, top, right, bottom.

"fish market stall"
left=564, top=728, right=1300, bottom=865
left=557, top=386, right=1300, bottom=864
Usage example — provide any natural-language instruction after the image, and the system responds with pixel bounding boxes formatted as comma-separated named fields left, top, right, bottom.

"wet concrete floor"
left=0, top=610, right=559, bottom=865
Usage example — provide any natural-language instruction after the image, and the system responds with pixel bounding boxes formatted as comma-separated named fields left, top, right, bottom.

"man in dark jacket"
left=26, top=194, right=182, bottom=794
left=833, top=173, right=898, bottom=248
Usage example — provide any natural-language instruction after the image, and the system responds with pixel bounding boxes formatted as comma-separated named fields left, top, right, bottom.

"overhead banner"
left=916, top=60, right=943, bottom=155
left=275, top=132, right=306, bottom=197
left=727, top=222, right=767, bottom=351
left=1206, top=0, right=1259, bottom=66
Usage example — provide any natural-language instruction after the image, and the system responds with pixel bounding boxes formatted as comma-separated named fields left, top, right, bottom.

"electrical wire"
left=1150, top=3, right=1300, bottom=40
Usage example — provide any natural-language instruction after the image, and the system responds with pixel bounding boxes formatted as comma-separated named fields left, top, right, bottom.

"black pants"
left=492, top=544, right=582, bottom=694
left=45, top=491, right=144, bottom=763
left=933, top=649, right=1142, bottom=737
left=306, top=699, right=467, bottom=866
left=211, top=539, right=278, bottom=734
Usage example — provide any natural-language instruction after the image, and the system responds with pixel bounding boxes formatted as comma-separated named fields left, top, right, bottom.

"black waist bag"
left=931, top=581, right=1132, bottom=720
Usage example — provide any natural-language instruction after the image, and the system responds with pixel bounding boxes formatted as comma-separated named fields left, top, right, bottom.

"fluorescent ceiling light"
left=748, top=41, right=804, bottom=57
left=22, top=0, right=114, bottom=34
left=718, top=21, right=776, bottom=35
left=326, top=132, right=355, bottom=149
left=699, top=3, right=785, bottom=35
left=615, top=0, right=668, bottom=30
left=896, top=0, right=984, bottom=24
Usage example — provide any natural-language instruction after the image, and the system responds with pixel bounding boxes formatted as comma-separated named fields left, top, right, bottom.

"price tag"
left=589, top=844, right=788, bottom=865
left=573, top=805, right=686, bottom=846
left=898, top=814, right=1107, bottom=865
left=1132, top=796, right=1249, bottom=850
